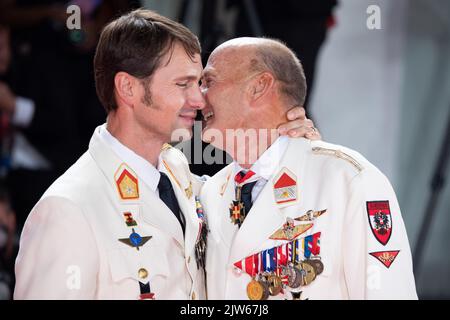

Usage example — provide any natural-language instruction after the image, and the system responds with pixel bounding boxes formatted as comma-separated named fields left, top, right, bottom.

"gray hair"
left=249, top=38, right=307, bottom=107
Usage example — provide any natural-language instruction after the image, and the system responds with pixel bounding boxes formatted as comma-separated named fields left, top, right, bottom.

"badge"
left=118, top=228, right=152, bottom=250
left=273, top=168, right=298, bottom=205
left=247, top=278, right=269, bottom=300
left=367, top=201, right=392, bottom=245
left=270, top=218, right=313, bottom=241
left=123, top=212, right=137, bottom=227
left=229, top=200, right=245, bottom=226
left=369, top=250, right=400, bottom=268
left=295, top=209, right=327, bottom=222
left=115, top=164, right=139, bottom=200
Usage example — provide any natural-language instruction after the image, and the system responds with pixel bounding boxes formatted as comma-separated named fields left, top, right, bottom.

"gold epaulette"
left=161, top=143, right=172, bottom=151
left=312, top=147, right=363, bottom=172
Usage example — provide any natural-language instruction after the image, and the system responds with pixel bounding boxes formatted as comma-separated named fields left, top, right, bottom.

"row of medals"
left=247, top=257, right=324, bottom=300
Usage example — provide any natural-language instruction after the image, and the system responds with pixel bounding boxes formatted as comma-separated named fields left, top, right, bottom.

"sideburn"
left=140, top=77, right=153, bottom=107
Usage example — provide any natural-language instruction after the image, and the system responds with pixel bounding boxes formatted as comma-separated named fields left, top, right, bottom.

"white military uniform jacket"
left=14, top=125, right=205, bottom=300
left=202, top=137, right=418, bottom=300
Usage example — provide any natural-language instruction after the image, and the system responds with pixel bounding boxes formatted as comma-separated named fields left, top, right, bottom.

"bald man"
left=200, top=38, right=418, bottom=300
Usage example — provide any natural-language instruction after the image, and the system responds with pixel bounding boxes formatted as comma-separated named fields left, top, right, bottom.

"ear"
left=114, top=71, right=137, bottom=108
left=248, top=72, right=275, bottom=104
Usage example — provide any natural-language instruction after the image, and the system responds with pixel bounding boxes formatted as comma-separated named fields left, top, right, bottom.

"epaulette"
left=312, top=147, right=364, bottom=172
left=161, top=143, right=173, bottom=151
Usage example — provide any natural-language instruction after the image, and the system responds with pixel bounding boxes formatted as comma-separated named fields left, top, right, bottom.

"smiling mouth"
left=203, top=111, right=214, bottom=121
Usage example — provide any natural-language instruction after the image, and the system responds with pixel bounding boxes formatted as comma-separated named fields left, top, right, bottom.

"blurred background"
left=0, top=0, right=449, bottom=299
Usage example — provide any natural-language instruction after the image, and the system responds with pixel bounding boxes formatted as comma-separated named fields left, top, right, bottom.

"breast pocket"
left=107, top=244, right=170, bottom=299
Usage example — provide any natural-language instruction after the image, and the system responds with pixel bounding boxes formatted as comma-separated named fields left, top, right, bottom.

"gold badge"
left=115, top=164, right=139, bottom=200
left=270, top=218, right=313, bottom=241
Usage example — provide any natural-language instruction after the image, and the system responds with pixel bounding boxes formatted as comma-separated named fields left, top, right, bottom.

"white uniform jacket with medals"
left=14, top=125, right=205, bottom=299
left=202, top=137, right=418, bottom=300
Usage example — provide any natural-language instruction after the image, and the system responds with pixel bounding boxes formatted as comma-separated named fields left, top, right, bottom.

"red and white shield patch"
left=367, top=201, right=392, bottom=245
left=369, top=250, right=400, bottom=268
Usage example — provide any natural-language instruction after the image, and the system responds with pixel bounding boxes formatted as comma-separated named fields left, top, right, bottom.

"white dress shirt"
left=233, top=136, right=289, bottom=201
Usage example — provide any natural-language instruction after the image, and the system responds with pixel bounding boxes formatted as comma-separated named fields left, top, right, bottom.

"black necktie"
left=236, top=171, right=258, bottom=214
left=241, top=181, right=258, bottom=213
left=158, top=172, right=185, bottom=232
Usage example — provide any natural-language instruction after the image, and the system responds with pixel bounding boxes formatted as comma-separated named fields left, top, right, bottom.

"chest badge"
left=273, top=168, right=298, bottom=205
left=119, top=228, right=152, bottom=250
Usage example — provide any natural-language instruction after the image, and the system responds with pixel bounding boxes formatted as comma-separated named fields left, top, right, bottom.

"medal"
left=282, top=264, right=302, bottom=289
left=297, top=261, right=316, bottom=286
left=247, top=278, right=269, bottom=300
left=267, top=273, right=283, bottom=296
left=229, top=199, right=245, bottom=226
left=306, top=258, right=324, bottom=275
left=194, top=196, right=208, bottom=270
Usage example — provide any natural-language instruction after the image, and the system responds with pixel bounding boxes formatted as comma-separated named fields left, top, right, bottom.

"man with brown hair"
left=14, top=10, right=315, bottom=299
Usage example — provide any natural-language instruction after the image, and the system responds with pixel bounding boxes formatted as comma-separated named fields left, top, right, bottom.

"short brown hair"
left=94, top=9, right=201, bottom=113
left=249, top=39, right=307, bottom=107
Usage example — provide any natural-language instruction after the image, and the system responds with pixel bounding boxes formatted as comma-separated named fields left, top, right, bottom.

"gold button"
left=187, top=256, right=191, bottom=263
left=138, top=268, right=148, bottom=279
left=191, top=292, right=196, bottom=300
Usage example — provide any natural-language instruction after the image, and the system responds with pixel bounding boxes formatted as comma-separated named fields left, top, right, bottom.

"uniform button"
left=138, top=268, right=148, bottom=279
left=187, top=256, right=191, bottom=264
left=191, top=292, right=196, bottom=300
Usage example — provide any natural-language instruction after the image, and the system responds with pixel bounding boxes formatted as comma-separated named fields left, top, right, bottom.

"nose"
left=189, top=86, right=206, bottom=110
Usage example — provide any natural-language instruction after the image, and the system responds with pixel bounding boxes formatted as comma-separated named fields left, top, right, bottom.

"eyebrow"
left=173, top=75, right=200, bottom=82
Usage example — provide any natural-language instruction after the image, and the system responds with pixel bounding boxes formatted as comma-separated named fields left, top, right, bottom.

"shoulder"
left=42, top=151, right=104, bottom=204
left=308, top=139, right=378, bottom=173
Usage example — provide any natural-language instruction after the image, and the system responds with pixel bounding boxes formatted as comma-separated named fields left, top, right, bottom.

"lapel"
left=159, top=158, right=198, bottom=255
left=214, top=166, right=238, bottom=249
left=88, top=126, right=184, bottom=247
left=228, top=138, right=312, bottom=264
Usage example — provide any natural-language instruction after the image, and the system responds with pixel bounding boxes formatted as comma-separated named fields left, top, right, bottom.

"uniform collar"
left=98, top=124, right=161, bottom=193
left=234, top=135, right=289, bottom=181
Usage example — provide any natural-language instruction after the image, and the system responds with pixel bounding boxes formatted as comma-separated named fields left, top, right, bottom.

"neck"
left=106, top=113, right=164, bottom=167
left=227, top=107, right=285, bottom=168
left=226, top=127, right=280, bottom=169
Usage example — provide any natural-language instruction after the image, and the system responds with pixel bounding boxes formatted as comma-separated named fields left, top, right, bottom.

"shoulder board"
left=312, top=147, right=364, bottom=172
left=161, top=143, right=173, bottom=151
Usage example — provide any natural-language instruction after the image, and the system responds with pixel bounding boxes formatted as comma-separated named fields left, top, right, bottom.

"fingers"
left=286, top=106, right=306, bottom=120
left=304, top=128, right=321, bottom=140
left=284, top=125, right=322, bottom=140
left=278, top=119, right=313, bottom=135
